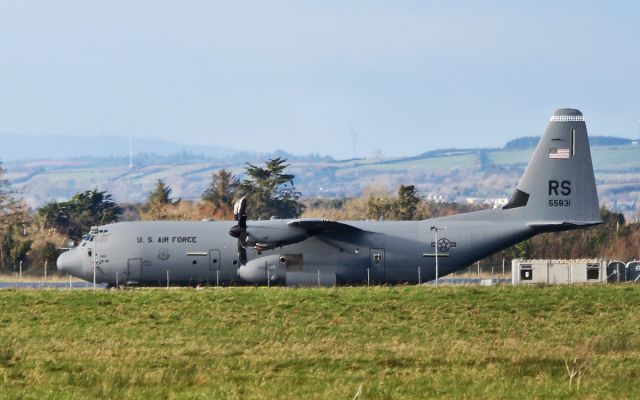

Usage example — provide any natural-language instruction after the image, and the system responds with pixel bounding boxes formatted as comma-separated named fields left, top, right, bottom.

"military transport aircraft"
left=57, top=109, right=601, bottom=286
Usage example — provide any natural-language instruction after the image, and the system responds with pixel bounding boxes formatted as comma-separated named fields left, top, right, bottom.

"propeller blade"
left=231, top=197, right=249, bottom=265
left=233, top=197, right=247, bottom=228
left=237, top=240, right=247, bottom=265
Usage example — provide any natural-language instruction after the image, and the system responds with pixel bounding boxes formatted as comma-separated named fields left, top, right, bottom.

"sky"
left=1, top=1, right=639, bottom=159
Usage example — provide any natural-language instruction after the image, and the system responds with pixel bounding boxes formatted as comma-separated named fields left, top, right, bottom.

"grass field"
left=0, top=286, right=639, bottom=399
left=339, top=153, right=478, bottom=173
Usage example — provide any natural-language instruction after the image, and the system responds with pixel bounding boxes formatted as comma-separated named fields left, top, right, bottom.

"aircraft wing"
left=229, top=197, right=363, bottom=253
left=237, top=218, right=363, bottom=251
left=287, top=218, right=363, bottom=233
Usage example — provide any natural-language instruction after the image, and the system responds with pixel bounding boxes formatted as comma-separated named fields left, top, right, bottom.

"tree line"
left=0, top=156, right=636, bottom=276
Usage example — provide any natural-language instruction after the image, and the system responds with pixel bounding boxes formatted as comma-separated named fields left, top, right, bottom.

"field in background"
left=8, top=143, right=640, bottom=215
left=0, top=286, right=639, bottom=398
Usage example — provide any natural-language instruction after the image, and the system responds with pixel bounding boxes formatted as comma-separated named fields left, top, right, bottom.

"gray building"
left=512, top=259, right=606, bottom=285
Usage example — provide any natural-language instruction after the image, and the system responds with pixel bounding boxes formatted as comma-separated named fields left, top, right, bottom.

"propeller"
left=229, top=197, right=248, bottom=265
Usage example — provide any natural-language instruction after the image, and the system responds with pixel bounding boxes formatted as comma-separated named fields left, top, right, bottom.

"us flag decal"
left=549, top=148, right=570, bottom=159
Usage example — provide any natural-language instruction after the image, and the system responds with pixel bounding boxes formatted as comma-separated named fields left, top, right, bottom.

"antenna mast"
left=350, top=127, right=357, bottom=159
left=128, top=137, right=133, bottom=169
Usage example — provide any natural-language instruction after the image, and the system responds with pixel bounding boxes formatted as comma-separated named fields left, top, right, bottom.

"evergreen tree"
left=143, top=179, right=180, bottom=220
left=202, top=169, right=239, bottom=217
left=148, top=179, right=180, bottom=206
left=366, top=195, right=393, bottom=220
left=366, top=185, right=421, bottom=221
left=239, top=158, right=304, bottom=219
left=396, top=185, right=420, bottom=220
left=38, top=189, right=122, bottom=241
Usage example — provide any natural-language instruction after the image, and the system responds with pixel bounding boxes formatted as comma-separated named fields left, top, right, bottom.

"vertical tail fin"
left=503, top=108, right=601, bottom=227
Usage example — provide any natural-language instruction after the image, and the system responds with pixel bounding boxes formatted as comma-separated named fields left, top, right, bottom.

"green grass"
left=591, top=145, right=640, bottom=171
left=484, top=145, right=640, bottom=170
left=339, top=153, right=477, bottom=173
left=487, top=149, right=532, bottom=166
left=0, top=286, right=639, bottom=399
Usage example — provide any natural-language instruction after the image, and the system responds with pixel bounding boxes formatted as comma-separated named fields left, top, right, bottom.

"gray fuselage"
left=57, top=209, right=535, bottom=286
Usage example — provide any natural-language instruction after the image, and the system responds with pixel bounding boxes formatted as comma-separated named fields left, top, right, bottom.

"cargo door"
left=127, top=258, right=142, bottom=284
left=369, top=248, right=385, bottom=283
left=209, top=250, right=221, bottom=270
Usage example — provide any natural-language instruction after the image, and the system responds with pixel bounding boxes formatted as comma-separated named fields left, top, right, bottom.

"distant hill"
left=4, top=132, right=634, bottom=163
left=0, top=134, right=241, bottom=161
left=504, top=135, right=633, bottom=150
left=4, top=133, right=640, bottom=218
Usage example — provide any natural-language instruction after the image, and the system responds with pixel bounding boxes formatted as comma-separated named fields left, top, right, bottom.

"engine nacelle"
left=245, top=225, right=307, bottom=250
left=237, top=255, right=286, bottom=284
left=237, top=254, right=336, bottom=286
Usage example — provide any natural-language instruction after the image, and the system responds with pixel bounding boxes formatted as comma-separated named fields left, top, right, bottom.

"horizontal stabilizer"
left=528, top=220, right=602, bottom=231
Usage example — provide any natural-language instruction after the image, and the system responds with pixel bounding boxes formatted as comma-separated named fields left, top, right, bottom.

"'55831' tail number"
left=549, top=199, right=570, bottom=207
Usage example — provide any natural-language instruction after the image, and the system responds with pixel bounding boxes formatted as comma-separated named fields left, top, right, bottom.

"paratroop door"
left=127, top=258, right=142, bottom=283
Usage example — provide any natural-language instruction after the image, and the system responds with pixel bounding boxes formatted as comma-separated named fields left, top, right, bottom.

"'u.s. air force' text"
left=136, top=236, right=198, bottom=244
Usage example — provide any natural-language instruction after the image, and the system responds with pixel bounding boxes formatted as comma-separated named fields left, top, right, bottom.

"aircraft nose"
left=56, top=251, right=69, bottom=273
left=57, top=251, right=77, bottom=275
